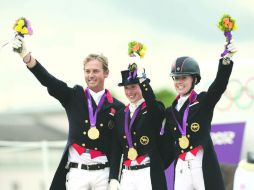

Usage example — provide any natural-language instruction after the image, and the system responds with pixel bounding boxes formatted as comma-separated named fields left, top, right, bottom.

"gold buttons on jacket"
left=133, top=131, right=136, bottom=135
left=143, top=84, right=146, bottom=87
left=83, top=131, right=87, bottom=135
left=82, top=143, right=85, bottom=147
left=187, top=134, right=190, bottom=138
left=123, top=135, right=126, bottom=139
left=145, top=88, right=148, bottom=91
left=94, top=147, right=98, bottom=150
left=85, top=120, right=89, bottom=123
left=100, top=123, right=104, bottom=127
left=174, top=127, right=177, bottom=131
left=134, top=143, right=137, bottom=146
left=190, top=146, right=193, bottom=149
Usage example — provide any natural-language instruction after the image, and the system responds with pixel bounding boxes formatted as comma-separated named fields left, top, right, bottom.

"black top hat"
left=118, top=70, right=139, bottom=86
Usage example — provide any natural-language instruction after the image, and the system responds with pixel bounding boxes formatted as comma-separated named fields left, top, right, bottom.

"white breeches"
left=66, top=167, right=109, bottom=190
left=174, top=150, right=205, bottom=190
left=120, top=167, right=152, bottom=190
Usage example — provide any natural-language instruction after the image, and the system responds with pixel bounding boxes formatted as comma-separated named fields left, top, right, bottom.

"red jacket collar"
left=176, top=90, right=197, bottom=103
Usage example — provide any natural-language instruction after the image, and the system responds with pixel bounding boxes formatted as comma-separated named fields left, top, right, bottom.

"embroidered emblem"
left=140, top=136, right=149, bottom=145
left=190, top=122, right=200, bottom=132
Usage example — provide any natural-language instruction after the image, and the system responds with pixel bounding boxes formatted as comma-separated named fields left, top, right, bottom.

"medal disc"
left=179, top=136, right=189, bottom=149
left=88, top=127, right=100, bottom=140
left=127, top=147, right=138, bottom=160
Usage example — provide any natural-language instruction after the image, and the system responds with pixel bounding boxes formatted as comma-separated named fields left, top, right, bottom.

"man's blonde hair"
left=83, top=54, right=109, bottom=72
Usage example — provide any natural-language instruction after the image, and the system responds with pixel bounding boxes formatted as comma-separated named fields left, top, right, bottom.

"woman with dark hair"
left=109, top=49, right=168, bottom=190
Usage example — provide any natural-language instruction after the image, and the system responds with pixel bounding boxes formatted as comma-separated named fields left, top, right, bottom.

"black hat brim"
left=118, top=78, right=140, bottom=87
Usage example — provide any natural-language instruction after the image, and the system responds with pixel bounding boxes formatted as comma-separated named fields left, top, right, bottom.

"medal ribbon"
left=86, top=89, right=106, bottom=128
left=171, top=91, right=197, bottom=136
left=124, top=105, right=141, bottom=148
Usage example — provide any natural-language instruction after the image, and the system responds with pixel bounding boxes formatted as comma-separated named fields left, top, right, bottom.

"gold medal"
left=127, top=147, right=138, bottom=160
left=88, top=127, right=100, bottom=140
left=179, top=136, right=189, bottom=149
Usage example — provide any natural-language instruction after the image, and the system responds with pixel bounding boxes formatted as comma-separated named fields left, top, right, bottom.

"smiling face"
left=173, top=75, right=194, bottom=96
left=124, top=84, right=143, bottom=104
left=84, top=59, right=109, bottom=92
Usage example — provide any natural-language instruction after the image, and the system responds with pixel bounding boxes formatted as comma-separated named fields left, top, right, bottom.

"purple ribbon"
left=160, top=119, right=166, bottom=135
left=221, top=31, right=232, bottom=57
left=128, top=53, right=138, bottom=80
left=160, top=127, right=165, bottom=135
left=127, top=68, right=137, bottom=80
left=86, top=89, right=106, bottom=128
left=124, top=105, right=141, bottom=148
left=171, top=91, right=197, bottom=136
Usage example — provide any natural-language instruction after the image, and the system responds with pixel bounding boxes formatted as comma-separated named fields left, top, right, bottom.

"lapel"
left=171, top=90, right=198, bottom=125
left=125, top=102, right=147, bottom=131
left=171, top=99, right=184, bottom=123
left=84, top=88, right=114, bottom=114
left=100, top=89, right=114, bottom=113
left=136, top=101, right=147, bottom=120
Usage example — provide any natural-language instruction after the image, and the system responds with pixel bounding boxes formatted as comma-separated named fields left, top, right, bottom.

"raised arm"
left=205, top=40, right=237, bottom=109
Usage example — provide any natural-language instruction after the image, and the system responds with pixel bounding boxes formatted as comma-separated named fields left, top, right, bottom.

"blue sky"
left=0, top=0, right=254, bottom=112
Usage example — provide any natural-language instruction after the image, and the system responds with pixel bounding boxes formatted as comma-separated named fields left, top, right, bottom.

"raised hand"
left=12, top=34, right=29, bottom=58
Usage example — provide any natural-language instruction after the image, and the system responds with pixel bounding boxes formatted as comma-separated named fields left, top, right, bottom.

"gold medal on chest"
left=179, top=136, right=189, bottom=149
left=127, top=147, right=138, bottom=160
left=88, top=127, right=100, bottom=140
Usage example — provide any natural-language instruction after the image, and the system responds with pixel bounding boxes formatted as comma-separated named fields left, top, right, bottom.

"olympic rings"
left=216, top=77, right=254, bottom=111
left=246, top=77, right=254, bottom=99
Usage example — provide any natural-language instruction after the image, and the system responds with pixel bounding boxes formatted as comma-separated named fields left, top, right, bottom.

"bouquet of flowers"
left=13, top=17, right=33, bottom=53
left=217, top=14, right=237, bottom=33
left=127, top=41, right=147, bottom=79
left=217, top=14, right=237, bottom=57
left=128, top=41, right=147, bottom=58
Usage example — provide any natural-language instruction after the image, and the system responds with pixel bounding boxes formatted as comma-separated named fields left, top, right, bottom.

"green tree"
left=155, top=89, right=176, bottom=107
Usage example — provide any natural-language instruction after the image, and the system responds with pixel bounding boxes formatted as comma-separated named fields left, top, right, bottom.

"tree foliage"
left=155, top=89, right=176, bottom=108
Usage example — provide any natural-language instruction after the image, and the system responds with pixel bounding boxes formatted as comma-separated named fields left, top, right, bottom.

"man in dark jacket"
left=13, top=35, right=124, bottom=190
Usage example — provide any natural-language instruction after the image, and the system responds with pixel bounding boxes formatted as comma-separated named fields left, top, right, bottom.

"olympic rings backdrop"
left=214, top=77, right=254, bottom=111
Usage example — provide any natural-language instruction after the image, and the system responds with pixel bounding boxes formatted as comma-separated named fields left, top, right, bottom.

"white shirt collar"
left=175, top=95, right=189, bottom=111
left=89, top=89, right=105, bottom=105
left=129, top=98, right=145, bottom=117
